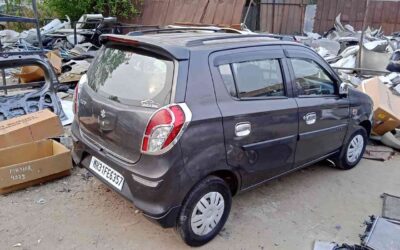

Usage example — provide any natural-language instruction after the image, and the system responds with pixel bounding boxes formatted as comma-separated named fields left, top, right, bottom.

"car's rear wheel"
left=176, top=176, right=232, bottom=247
left=334, top=127, right=367, bottom=170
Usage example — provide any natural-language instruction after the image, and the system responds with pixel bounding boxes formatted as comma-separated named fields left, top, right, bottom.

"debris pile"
left=0, top=14, right=122, bottom=85
left=302, top=14, right=400, bottom=85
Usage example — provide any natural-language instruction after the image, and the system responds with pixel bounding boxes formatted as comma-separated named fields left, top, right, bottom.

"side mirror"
left=339, top=82, right=349, bottom=97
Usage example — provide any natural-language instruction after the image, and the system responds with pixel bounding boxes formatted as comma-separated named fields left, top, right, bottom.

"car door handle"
left=235, top=122, right=251, bottom=137
left=303, top=112, right=317, bottom=125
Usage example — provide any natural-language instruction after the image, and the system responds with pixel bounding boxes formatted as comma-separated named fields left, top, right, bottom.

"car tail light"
left=141, top=103, right=192, bottom=155
left=72, top=74, right=87, bottom=114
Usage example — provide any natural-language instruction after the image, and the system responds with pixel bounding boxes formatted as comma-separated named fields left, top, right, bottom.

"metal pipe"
left=32, top=0, right=43, bottom=52
left=358, top=0, right=370, bottom=76
left=243, top=0, right=255, bottom=25
left=332, top=66, right=389, bottom=75
left=1, top=69, right=7, bottom=95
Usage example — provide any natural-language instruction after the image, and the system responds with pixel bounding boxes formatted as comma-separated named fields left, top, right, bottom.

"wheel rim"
left=347, top=134, right=364, bottom=163
left=190, top=192, right=225, bottom=236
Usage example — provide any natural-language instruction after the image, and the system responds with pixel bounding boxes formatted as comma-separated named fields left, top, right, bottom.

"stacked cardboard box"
left=0, top=110, right=72, bottom=194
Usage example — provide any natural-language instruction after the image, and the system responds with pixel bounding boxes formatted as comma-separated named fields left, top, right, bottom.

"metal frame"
left=0, top=0, right=44, bottom=95
left=72, top=19, right=160, bottom=45
left=128, top=27, right=224, bottom=36
left=185, top=34, right=281, bottom=46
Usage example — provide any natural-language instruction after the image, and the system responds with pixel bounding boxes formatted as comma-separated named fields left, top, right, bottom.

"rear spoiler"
left=99, top=34, right=189, bottom=60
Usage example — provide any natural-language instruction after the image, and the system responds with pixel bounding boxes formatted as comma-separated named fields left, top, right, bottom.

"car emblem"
left=100, top=109, right=106, bottom=119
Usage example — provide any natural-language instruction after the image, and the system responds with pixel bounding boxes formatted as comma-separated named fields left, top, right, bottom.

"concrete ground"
left=1, top=156, right=399, bottom=250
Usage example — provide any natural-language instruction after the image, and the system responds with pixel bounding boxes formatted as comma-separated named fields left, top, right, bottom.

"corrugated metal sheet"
left=139, top=0, right=246, bottom=26
left=315, top=0, right=400, bottom=35
left=259, top=0, right=308, bottom=34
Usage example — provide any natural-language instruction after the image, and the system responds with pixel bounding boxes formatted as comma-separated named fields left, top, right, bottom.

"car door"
left=209, top=46, right=299, bottom=189
left=284, top=46, right=350, bottom=167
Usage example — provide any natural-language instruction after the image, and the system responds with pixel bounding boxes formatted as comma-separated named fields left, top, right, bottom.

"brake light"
left=73, top=74, right=87, bottom=114
left=141, top=103, right=192, bottom=155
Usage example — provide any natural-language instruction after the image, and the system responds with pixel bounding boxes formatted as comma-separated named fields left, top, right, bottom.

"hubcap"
left=347, top=134, right=364, bottom=163
left=190, top=192, right=225, bottom=236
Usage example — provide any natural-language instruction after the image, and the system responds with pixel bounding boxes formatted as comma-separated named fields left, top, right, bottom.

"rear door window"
left=87, top=45, right=174, bottom=108
left=218, top=59, right=285, bottom=99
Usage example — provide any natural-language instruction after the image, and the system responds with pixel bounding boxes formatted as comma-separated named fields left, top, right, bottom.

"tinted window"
left=290, top=58, right=336, bottom=96
left=218, top=64, right=237, bottom=97
left=232, top=59, right=285, bottom=98
left=87, top=45, right=174, bottom=108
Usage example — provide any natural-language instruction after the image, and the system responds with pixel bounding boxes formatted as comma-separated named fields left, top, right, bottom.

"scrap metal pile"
left=0, top=14, right=115, bottom=85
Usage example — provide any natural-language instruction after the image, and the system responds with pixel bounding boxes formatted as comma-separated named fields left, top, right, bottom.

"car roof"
left=101, top=32, right=306, bottom=60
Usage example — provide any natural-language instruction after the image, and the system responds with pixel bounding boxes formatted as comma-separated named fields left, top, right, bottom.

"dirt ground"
left=1, top=155, right=399, bottom=250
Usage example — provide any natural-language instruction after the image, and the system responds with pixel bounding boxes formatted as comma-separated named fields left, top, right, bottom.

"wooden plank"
left=164, top=0, right=178, bottom=25
left=274, top=2, right=283, bottom=33
left=386, top=1, right=398, bottom=34
left=354, top=0, right=366, bottom=30
left=394, top=2, right=400, bottom=34
left=192, top=0, right=209, bottom=23
left=213, top=0, right=227, bottom=25
left=140, top=0, right=155, bottom=24
left=222, top=0, right=236, bottom=26
left=327, top=0, right=337, bottom=23
left=314, top=0, right=324, bottom=32
left=381, top=1, right=393, bottom=33
left=280, top=2, right=290, bottom=34
left=259, top=4, right=266, bottom=32
left=287, top=0, right=297, bottom=33
left=372, top=1, right=384, bottom=28
left=201, top=0, right=219, bottom=24
left=179, top=0, right=194, bottom=23
left=292, top=4, right=301, bottom=34
left=231, top=0, right=246, bottom=24
left=341, top=0, right=352, bottom=23
left=320, top=0, right=332, bottom=33
left=156, top=0, right=170, bottom=25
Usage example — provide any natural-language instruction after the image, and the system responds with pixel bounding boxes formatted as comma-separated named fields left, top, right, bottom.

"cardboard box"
left=14, top=50, right=62, bottom=83
left=0, top=139, right=72, bottom=194
left=0, top=109, right=64, bottom=149
left=358, top=77, right=400, bottom=135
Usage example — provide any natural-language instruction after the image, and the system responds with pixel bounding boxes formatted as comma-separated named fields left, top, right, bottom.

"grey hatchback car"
left=71, top=31, right=373, bottom=246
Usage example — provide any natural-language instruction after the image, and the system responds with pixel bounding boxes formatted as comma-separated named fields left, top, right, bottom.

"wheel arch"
left=208, top=169, right=241, bottom=196
left=359, top=119, right=372, bottom=136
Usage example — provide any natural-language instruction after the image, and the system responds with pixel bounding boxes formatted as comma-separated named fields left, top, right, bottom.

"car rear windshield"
left=87, top=44, right=174, bottom=108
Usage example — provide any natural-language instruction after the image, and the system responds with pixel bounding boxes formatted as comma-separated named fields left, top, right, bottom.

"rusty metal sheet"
left=139, top=0, right=246, bottom=26
left=259, top=0, right=307, bottom=34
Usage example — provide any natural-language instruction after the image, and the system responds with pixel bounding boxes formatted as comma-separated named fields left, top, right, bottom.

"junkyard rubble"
left=0, top=15, right=104, bottom=85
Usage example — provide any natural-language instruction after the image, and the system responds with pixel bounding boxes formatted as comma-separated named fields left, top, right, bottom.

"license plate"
left=89, top=156, right=124, bottom=191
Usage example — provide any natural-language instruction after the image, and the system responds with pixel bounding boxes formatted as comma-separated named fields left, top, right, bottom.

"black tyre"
left=334, top=127, right=367, bottom=170
left=176, top=176, right=232, bottom=247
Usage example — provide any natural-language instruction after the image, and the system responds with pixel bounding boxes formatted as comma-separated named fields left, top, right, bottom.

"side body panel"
left=178, top=50, right=234, bottom=189
left=209, top=46, right=299, bottom=189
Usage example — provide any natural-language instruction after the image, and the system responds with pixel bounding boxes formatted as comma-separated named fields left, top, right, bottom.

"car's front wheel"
left=334, top=127, right=367, bottom=170
left=176, top=176, right=232, bottom=247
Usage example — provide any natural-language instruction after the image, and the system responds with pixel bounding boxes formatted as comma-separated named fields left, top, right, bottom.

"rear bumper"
left=71, top=121, right=188, bottom=228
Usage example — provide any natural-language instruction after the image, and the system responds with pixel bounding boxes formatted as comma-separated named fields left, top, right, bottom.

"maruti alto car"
left=71, top=31, right=373, bottom=246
